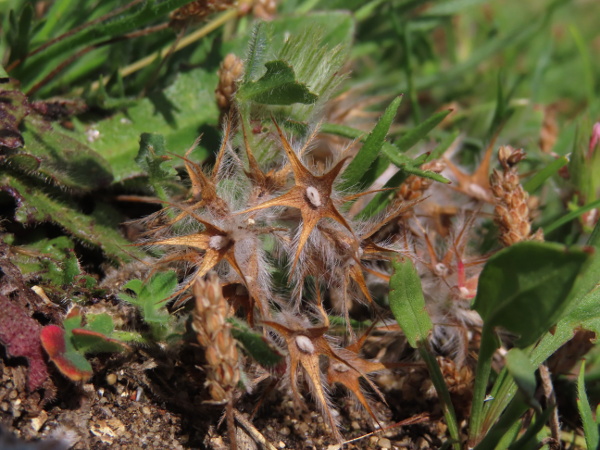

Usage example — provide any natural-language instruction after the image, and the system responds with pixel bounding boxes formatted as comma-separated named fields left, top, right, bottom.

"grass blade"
left=577, top=360, right=600, bottom=450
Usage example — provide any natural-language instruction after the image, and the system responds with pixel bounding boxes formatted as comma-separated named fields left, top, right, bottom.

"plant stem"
left=90, top=9, right=238, bottom=91
left=418, top=343, right=461, bottom=450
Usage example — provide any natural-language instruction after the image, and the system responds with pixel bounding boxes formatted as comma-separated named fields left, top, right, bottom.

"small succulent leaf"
left=71, top=329, right=127, bottom=354
left=472, top=241, right=591, bottom=348
left=140, top=271, right=178, bottom=305
left=237, top=60, right=318, bottom=105
left=505, top=348, right=539, bottom=410
left=229, top=318, right=283, bottom=367
left=40, top=325, right=92, bottom=382
left=120, top=272, right=176, bottom=326
left=340, top=96, right=402, bottom=191
left=85, top=313, right=114, bottom=336
left=391, top=109, right=452, bottom=154
left=577, top=360, right=600, bottom=450
left=389, top=256, right=433, bottom=348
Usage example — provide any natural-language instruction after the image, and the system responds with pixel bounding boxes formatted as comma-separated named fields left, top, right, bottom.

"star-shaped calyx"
left=239, top=118, right=290, bottom=205
left=237, top=118, right=354, bottom=271
left=145, top=202, right=269, bottom=316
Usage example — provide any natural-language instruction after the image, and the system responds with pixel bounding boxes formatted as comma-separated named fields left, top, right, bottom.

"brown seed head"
left=216, top=54, right=244, bottom=112
left=192, top=273, right=240, bottom=403
left=490, top=146, right=544, bottom=246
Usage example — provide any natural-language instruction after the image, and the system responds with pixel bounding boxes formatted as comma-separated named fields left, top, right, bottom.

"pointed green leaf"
left=505, top=348, right=539, bottom=410
left=340, top=96, right=402, bottom=191
left=472, top=241, right=591, bottom=348
left=388, top=109, right=453, bottom=155
left=237, top=60, right=318, bottom=105
left=389, top=256, right=432, bottom=348
left=523, top=155, right=568, bottom=193
left=577, top=360, right=600, bottom=450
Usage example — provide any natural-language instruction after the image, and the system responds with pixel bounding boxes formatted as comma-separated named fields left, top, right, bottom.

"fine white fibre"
left=295, top=335, right=316, bottom=354
left=305, top=186, right=322, bottom=207
left=209, top=235, right=229, bottom=250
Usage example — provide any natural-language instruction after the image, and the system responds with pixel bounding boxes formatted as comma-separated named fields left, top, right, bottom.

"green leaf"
left=339, top=96, right=402, bottom=191
left=237, top=60, right=318, bottom=105
left=505, top=348, right=539, bottom=410
left=0, top=174, right=142, bottom=263
left=135, top=133, right=178, bottom=200
left=544, top=198, right=600, bottom=235
left=243, top=22, right=268, bottom=84
left=6, top=4, right=33, bottom=64
left=19, top=116, right=114, bottom=191
left=388, top=109, right=453, bottom=154
left=86, top=67, right=218, bottom=182
left=523, top=155, right=568, bottom=193
left=230, top=318, right=283, bottom=367
left=86, top=314, right=114, bottom=336
left=389, top=256, right=432, bottom=348
left=8, top=236, right=82, bottom=289
left=472, top=241, right=590, bottom=348
left=321, top=122, right=451, bottom=185
left=577, top=360, right=600, bottom=450
left=119, top=272, right=177, bottom=326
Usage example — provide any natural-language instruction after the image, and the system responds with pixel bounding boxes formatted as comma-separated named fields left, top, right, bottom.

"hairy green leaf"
left=389, top=256, right=432, bottom=348
left=340, top=96, right=401, bottom=191
left=230, top=318, right=283, bottom=367
left=237, top=60, right=318, bottom=105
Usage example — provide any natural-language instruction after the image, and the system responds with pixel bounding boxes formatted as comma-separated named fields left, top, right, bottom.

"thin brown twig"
left=233, top=409, right=278, bottom=450
left=539, top=364, right=562, bottom=448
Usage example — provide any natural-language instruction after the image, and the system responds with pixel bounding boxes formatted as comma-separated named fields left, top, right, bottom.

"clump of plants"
left=1, top=1, right=600, bottom=449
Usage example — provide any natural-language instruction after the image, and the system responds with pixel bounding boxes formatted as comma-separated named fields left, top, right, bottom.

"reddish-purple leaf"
left=0, top=294, right=49, bottom=391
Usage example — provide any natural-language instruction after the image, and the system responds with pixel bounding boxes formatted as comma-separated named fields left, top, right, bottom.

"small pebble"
left=106, top=373, right=117, bottom=385
left=378, top=437, right=392, bottom=449
left=351, top=421, right=361, bottom=430
left=141, top=406, right=151, bottom=415
left=279, top=426, right=290, bottom=436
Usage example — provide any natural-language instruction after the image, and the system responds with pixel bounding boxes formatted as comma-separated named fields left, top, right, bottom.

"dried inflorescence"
left=216, top=54, right=244, bottom=114
left=192, top=273, right=240, bottom=403
left=490, top=145, right=544, bottom=246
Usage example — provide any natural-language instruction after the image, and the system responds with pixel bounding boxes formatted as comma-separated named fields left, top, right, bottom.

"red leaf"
left=40, top=325, right=92, bottom=382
